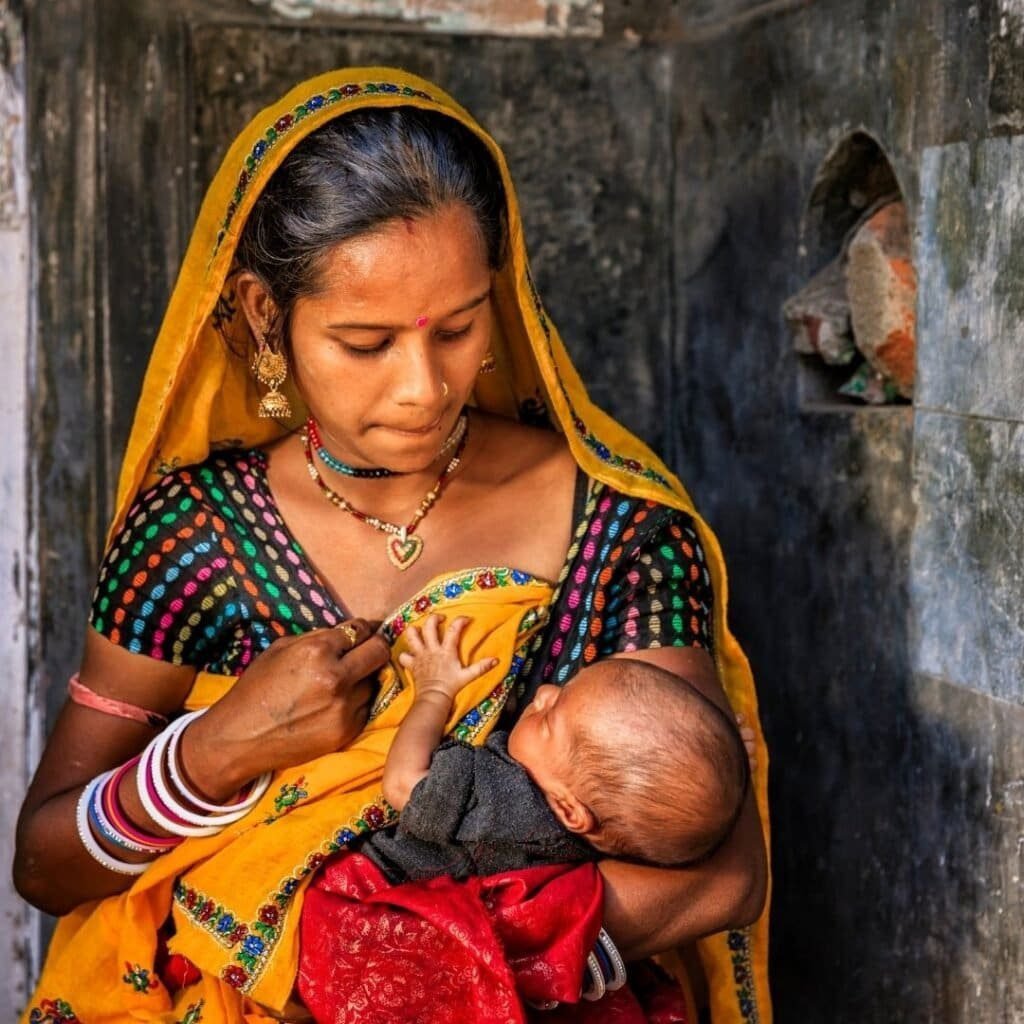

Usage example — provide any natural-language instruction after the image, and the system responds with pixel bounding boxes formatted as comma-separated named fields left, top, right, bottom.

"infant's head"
left=507, top=658, right=749, bottom=866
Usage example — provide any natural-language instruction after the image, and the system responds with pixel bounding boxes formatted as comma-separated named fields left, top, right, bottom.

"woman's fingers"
left=331, top=618, right=372, bottom=651
left=334, top=633, right=390, bottom=686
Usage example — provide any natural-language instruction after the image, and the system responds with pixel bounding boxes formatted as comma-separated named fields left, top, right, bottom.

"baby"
left=358, top=614, right=750, bottom=882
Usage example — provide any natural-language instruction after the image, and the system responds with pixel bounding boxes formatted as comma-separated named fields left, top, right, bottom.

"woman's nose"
left=391, top=339, right=444, bottom=407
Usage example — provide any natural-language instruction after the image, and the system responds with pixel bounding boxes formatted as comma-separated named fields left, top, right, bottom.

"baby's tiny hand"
left=398, top=614, right=499, bottom=701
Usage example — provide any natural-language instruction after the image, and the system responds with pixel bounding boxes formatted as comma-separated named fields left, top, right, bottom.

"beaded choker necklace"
left=307, top=414, right=467, bottom=479
left=301, top=421, right=469, bottom=571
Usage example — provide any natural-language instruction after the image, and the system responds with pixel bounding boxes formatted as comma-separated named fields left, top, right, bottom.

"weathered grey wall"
left=1, top=0, right=35, bottom=1014
left=668, top=0, right=1024, bottom=1021
left=19, top=0, right=1024, bottom=1021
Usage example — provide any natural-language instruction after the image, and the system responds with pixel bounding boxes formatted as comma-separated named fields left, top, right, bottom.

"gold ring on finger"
left=335, top=622, right=359, bottom=645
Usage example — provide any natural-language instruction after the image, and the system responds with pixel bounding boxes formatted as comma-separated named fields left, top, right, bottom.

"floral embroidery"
left=173, top=884, right=248, bottom=950
left=122, top=961, right=159, bottom=993
left=177, top=1001, right=205, bottom=1024
left=216, top=800, right=399, bottom=991
left=382, top=566, right=541, bottom=643
left=28, top=999, right=79, bottom=1023
left=727, top=928, right=761, bottom=1023
left=262, top=776, right=309, bottom=823
left=173, top=800, right=400, bottom=991
left=453, top=655, right=521, bottom=743
left=214, top=82, right=434, bottom=252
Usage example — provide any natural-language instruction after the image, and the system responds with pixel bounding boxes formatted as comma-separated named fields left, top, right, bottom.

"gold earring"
left=252, top=328, right=291, bottom=419
left=478, top=350, right=497, bottom=375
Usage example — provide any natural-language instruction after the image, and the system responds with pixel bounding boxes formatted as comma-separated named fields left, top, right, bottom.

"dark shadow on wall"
left=673, top=135, right=1001, bottom=1024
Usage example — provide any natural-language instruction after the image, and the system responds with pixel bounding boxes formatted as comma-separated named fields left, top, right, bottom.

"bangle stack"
left=77, top=709, right=272, bottom=874
left=581, top=928, right=627, bottom=1001
left=136, top=710, right=270, bottom=836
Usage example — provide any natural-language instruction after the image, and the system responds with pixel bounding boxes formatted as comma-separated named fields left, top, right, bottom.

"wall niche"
left=784, top=131, right=916, bottom=409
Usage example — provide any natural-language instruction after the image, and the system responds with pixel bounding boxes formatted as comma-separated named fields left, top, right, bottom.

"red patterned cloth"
left=297, top=852, right=689, bottom=1024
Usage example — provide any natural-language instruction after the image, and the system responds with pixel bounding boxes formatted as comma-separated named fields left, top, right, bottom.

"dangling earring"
left=478, top=350, right=497, bottom=375
left=252, top=325, right=291, bottom=419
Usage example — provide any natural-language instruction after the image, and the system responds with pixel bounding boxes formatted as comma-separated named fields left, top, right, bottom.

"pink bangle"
left=103, top=756, right=181, bottom=852
left=136, top=728, right=226, bottom=838
left=68, top=674, right=169, bottom=729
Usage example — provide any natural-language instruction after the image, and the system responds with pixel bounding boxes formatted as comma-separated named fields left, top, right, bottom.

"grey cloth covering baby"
left=358, top=731, right=595, bottom=883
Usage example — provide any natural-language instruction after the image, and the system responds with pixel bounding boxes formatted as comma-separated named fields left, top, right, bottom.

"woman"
left=14, top=68, right=770, bottom=1023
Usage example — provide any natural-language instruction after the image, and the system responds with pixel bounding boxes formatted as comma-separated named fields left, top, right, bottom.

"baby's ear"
left=546, top=787, right=596, bottom=837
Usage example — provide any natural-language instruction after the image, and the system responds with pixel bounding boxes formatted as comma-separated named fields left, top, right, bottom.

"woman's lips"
left=380, top=415, right=444, bottom=436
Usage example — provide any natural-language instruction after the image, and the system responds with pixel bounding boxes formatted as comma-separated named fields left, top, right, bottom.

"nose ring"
left=442, top=380, right=449, bottom=398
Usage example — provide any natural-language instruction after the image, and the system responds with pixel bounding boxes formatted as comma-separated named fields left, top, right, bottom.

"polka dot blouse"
left=90, top=451, right=713, bottom=683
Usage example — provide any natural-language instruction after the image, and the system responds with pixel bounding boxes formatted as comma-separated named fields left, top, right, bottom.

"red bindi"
left=415, top=315, right=429, bottom=328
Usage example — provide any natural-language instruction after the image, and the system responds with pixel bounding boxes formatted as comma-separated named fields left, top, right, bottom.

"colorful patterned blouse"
left=89, top=450, right=714, bottom=688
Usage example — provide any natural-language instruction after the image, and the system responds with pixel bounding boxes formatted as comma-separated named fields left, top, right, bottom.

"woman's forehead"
left=302, top=205, right=490, bottom=319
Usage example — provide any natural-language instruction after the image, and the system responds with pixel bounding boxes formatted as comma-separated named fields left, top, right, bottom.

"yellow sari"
left=22, top=68, right=770, bottom=1024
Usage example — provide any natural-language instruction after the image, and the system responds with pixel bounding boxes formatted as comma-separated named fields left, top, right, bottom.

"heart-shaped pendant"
left=387, top=533, right=424, bottom=570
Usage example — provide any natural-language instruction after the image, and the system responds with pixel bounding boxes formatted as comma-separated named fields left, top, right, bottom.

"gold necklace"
left=301, top=423, right=468, bottom=570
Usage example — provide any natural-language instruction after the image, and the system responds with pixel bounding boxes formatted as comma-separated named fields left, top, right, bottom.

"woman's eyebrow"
left=326, top=289, right=491, bottom=331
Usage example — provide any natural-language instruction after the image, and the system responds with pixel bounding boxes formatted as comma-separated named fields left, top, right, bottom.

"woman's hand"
left=14, top=622, right=388, bottom=915
left=180, top=619, right=389, bottom=801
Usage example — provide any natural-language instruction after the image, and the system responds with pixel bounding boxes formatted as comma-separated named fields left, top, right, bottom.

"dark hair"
left=569, top=660, right=750, bottom=867
left=236, top=106, right=508, bottom=329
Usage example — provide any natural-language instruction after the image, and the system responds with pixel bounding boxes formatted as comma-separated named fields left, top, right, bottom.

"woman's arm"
left=14, top=621, right=387, bottom=916
left=14, top=631, right=199, bottom=915
left=601, top=645, right=767, bottom=958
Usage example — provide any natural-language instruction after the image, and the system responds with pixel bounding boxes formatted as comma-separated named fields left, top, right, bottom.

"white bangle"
left=136, top=714, right=272, bottom=837
left=136, top=728, right=224, bottom=837
left=581, top=951, right=606, bottom=1001
left=598, top=928, right=627, bottom=991
left=165, top=709, right=270, bottom=817
left=76, top=776, right=149, bottom=875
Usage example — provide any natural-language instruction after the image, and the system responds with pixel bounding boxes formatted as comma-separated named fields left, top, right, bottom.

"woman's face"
left=286, top=202, right=493, bottom=473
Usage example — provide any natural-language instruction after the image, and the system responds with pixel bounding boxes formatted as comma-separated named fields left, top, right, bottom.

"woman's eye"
left=436, top=324, right=473, bottom=341
left=343, top=337, right=392, bottom=357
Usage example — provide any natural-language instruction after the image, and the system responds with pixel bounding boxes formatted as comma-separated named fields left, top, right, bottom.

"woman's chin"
left=367, top=443, right=448, bottom=476
left=370, top=422, right=459, bottom=472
